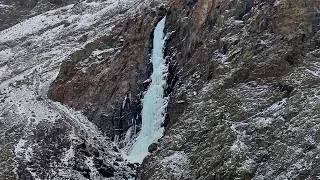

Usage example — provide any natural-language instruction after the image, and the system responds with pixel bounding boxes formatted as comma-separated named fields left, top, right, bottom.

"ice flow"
left=127, top=17, right=167, bottom=163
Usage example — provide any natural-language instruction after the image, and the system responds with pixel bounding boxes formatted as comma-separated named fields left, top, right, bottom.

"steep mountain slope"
left=138, top=0, right=320, bottom=179
left=2, top=0, right=320, bottom=179
left=0, top=0, right=164, bottom=179
left=0, top=0, right=79, bottom=31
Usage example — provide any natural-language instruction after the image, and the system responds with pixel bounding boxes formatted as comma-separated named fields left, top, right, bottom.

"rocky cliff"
left=138, top=0, right=320, bottom=179
left=0, top=0, right=164, bottom=179
left=48, top=2, right=166, bottom=142
left=1, top=0, right=320, bottom=179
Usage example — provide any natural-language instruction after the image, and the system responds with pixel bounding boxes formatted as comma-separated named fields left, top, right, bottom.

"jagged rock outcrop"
left=138, top=0, right=320, bottom=179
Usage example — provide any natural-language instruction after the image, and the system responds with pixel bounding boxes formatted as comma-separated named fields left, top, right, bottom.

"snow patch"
left=273, top=0, right=283, bottom=6
left=0, top=14, right=65, bottom=43
left=0, top=3, right=12, bottom=8
left=15, top=139, right=27, bottom=157
left=161, top=151, right=190, bottom=179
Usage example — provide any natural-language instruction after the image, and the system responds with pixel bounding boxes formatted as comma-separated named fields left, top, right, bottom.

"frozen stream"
left=127, top=17, right=167, bottom=163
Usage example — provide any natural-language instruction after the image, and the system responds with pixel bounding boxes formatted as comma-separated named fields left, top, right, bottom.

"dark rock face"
left=98, top=165, right=116, bottom=178
left=48, top=3, right=166, bottom=141
left=148, top=142, right=158, bottom=153
left=138, top=0, right=320, bottom=179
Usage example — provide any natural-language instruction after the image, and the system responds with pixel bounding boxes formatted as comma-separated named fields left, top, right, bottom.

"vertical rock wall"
left=48, top=2, right=167, bottom=142
left=138, top=0, right=320, bottom=179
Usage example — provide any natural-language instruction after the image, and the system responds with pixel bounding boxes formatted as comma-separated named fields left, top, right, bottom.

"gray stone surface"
left=138, top=0, right=320, bottom=179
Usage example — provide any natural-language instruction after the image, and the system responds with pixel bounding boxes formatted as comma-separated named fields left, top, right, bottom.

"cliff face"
left=0, top=0, right=164, bottom=179
left=48, top=1, right=166, bottom=142
left=138, top=0, right=320, bottom=179
left=2, top=0, right=320, bottom=179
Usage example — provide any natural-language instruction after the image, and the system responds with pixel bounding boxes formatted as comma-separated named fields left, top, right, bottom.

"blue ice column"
left=127, top=17, right=167, bottom=163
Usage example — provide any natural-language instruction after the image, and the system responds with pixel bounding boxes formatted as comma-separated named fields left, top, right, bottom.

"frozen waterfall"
left=126, top=17, right=167, bottom=163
